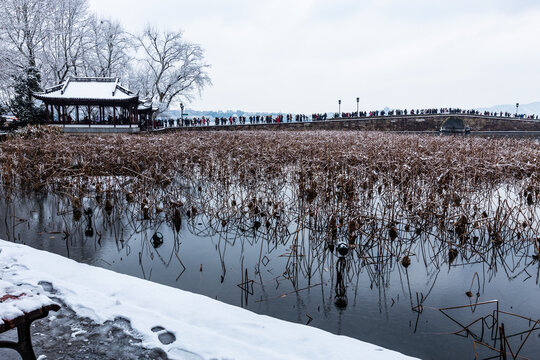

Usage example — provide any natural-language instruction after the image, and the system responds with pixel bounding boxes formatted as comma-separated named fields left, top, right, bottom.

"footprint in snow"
left=151, top=326, right=176, bottom=345
left=38, top=280, right=58, bottom=294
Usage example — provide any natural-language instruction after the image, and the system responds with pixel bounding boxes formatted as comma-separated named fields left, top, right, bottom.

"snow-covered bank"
left=0, top=240, right=417, bottom=360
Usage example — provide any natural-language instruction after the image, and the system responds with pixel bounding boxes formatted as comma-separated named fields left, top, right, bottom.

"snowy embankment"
left=0, top=240, right=417, bottom=360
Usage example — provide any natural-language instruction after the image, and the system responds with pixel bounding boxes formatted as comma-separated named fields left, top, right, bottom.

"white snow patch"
left=0, top=279, right=56, bottom=319
left=38, top=78, right=135, bottom=101
left=70, top=326, right=88, bottom=338
left=0, top=240, right=418, bottom=360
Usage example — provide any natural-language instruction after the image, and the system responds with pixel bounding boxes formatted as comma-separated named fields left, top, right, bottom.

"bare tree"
left=40, top=0, right=91, bottom=84
left=133, top=26, right=211, bottom=112
left=0, top=40, right=18, bottom=106
left=0, top=0, right=52, bottom=69
left=0, top=0, right=91, bottom=88
left=0, top=0, right=56, bottom=114
left=83, top=17, right=133, bottom=78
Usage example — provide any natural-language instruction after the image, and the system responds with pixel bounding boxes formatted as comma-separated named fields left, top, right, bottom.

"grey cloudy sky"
left=88, top=0, right=540, bottom=113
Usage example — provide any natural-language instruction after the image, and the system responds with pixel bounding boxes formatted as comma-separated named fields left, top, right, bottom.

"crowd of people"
left=152, top=107, right=539, bottom=128
left=153, top=114, right=312, bottom=128
left=334, top=108, right=539, bottom=119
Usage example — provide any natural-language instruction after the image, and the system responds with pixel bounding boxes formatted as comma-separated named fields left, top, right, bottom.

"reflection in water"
left=84, top=207, right=93, bottom=237
left=334, top=256, right=347, bottom=309
left=1, top=179, right=539, bottom=359
left=439, top=300, right=540, bottom=360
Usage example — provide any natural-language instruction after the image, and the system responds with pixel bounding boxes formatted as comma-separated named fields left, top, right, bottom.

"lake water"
left=1, top=184, right=539, bottom=360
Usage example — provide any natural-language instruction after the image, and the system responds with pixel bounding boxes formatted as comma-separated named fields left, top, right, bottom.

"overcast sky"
left=88, top=0, right=540, bottom=113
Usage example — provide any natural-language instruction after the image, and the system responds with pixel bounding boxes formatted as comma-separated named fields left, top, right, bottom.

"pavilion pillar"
left=76, top=105, right=79, bottom=123
left=62, top=106, right=65, bottom=127
left=113, top=106, right=116, bottom=128
left=129, top=105, right=132, bottom=128
left=88, top=106, right=91, bottom=127
left=45, top=103, right=49, bottom=123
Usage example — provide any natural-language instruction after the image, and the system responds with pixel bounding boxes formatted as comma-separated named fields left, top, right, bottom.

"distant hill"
left=161, top=109, right=291, bottom=119
left=476, top=101, right=540, bottom=116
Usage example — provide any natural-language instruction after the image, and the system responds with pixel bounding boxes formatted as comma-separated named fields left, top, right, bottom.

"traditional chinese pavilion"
left=33, top=77, right=151, bottom=127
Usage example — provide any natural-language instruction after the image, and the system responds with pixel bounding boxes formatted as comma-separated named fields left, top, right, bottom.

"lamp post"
left=515, top=102, right=519, bottom=117
left=180, top=102, right=184, bottom=126
left=356, top=97, right=359, bottom=117
left=338, top=100, right=341, bottom=118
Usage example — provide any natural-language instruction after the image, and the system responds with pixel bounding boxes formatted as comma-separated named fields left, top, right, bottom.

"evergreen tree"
left=10, top=65, right=45, bottom=125
left=0, top=103, right=5, bottom=130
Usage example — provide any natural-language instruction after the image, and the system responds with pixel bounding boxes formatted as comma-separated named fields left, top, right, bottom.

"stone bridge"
left=158, top=114, right=540, bottom=133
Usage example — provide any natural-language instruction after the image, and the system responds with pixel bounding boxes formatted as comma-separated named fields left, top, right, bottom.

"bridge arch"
left=440, top=117, right=469, bottom=133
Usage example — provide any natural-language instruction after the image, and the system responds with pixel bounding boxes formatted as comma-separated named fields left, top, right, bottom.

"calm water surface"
left=1, top=192, right=539, bottom=360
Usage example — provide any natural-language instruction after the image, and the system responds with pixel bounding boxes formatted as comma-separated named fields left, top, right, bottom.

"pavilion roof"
left=137, top=99, right=158, bottom=112
left=33, top=77, right=138, bottom=105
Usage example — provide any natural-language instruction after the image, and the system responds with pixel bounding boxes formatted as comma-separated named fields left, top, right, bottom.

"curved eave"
left=138, top=106, right=158, bottom=114
left=32, top=94, right=139, bottom=106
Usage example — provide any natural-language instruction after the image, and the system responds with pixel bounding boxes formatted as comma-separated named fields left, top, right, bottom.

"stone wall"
left=161, top=115, right=540, bottom=133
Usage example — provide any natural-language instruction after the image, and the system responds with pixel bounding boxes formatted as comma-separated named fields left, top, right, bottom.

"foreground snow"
left=0, top=240, right=417, bottom=360
left=0, top=279, right=56, bottom=324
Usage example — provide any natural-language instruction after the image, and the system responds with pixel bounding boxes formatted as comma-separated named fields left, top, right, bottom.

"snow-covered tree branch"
left=84, top=17, right=133, bottom=78
left=39, top=0, right=91, bottom=84
left=133, top=26, right=211, bottom=113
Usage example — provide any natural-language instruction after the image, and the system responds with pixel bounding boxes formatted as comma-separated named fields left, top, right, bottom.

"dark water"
left=1, top=192, right=539, bottom=360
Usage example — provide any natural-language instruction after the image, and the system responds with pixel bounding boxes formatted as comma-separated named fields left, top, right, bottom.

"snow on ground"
left=0, top=240, right=418, bottom=360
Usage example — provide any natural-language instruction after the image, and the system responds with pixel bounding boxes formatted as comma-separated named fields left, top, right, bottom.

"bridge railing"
left=151, top=112, right=539, bottom=130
